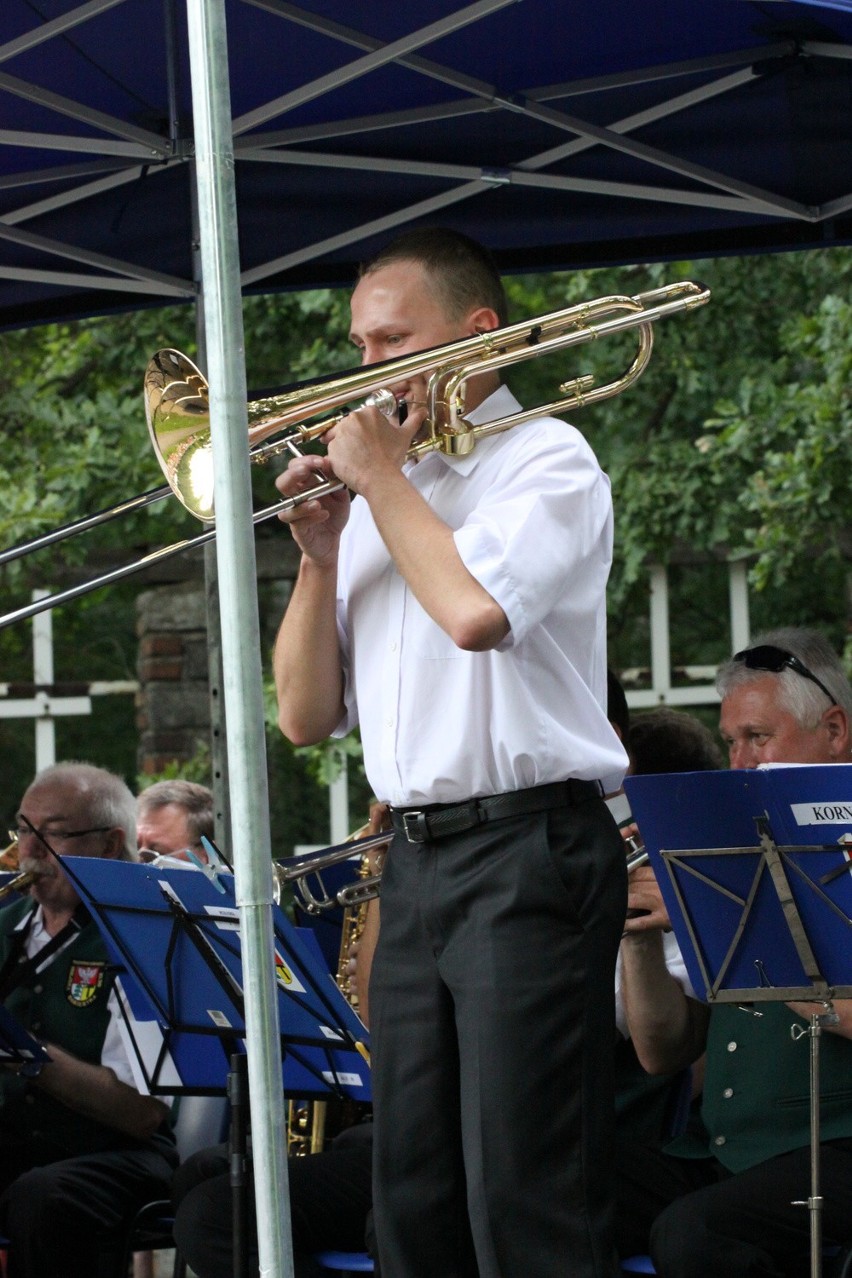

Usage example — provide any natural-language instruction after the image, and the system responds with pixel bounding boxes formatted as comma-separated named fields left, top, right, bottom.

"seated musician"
left=615, top=627, right=852, bottom=1277
left=136, top=778, right=216, bottom=866
left=609, top=689, right=724, bottom=1145
left=0, top=762, right=178, bottom=1278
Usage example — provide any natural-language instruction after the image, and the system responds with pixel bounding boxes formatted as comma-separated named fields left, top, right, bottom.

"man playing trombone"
left=274, top=227, right=628, bottom=1278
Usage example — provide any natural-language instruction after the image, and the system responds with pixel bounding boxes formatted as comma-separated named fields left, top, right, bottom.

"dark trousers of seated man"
left=0, top=1135, right=177, bottom=1278
left=614, top=1134, right=852, bottom=1278
left=171, top=1121, right=375, bottom=1278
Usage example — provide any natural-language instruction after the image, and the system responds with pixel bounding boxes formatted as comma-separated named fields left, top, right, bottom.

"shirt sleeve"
left=102, top=987, right=137, bottom=1087
left=453, top=421, right=613, bottom=649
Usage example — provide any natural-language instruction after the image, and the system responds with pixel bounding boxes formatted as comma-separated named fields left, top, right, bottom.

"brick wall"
left=136, top=585, right=211, bottom=776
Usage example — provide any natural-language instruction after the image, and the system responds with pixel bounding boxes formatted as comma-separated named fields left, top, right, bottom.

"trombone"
left=0, top=280, right=709, bottom=630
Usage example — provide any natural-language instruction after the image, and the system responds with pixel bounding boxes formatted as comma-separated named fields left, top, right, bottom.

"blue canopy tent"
left=2, top=0, right=852, bottom=329
left=3, top=3, right=851, bottom=1274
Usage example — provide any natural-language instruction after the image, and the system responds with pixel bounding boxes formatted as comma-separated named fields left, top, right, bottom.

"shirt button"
left=33, top=985, right=43, bottom=995
left=32, top=1021, right=42, bottom=1032
left=727, top=1041, right=737, bottom=1052
left=723, top=1088, right=734, bottom=1099
left=714, top=1135, right=726, bottom=1146
left=390, top=641, right=398, bottom=652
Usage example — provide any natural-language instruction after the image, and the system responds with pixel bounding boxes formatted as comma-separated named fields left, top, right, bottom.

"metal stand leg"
left=791, top=1006, right=839, bottom=1278
left=229, top=1052, right=250, bottom=1278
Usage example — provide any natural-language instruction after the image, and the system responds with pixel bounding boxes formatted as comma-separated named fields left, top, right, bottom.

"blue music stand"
left=61, top=857, right=372, bottom=1278
left=59, top=857, right=371, bottom=1101
left=624, top=765, right=852, bottom=1004
left=624, top=763, right=852, bottom=1278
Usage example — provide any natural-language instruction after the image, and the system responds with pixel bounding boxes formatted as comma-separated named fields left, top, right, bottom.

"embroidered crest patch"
left=66, top=961, right=106, bottom=1007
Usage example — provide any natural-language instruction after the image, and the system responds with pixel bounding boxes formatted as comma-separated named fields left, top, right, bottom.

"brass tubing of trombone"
left=0, top=485, right=172, bottom=569
left=144, top=283, right=709, bottom=517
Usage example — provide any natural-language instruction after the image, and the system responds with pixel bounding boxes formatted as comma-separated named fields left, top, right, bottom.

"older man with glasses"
left=0, top=761, right=178, bottom=1278
left=136, top=778, right=216, bottom=867
left=614, top=627, right=852, bottom=1278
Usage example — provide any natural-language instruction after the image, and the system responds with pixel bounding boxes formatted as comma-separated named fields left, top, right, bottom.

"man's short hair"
left=136, top=779, right=215, bottom=845
left=30, top=761, right=137, bottom=860
left=358, top=227, right=509, bottom=326
left=716, top=627, right=852, bottom=729
left=606, top=668, right=631, bottom=742
left=629, top=707, right=724, bottom=776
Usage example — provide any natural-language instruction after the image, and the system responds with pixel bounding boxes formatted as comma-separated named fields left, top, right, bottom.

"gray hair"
left=29, top=761, right=137, bottom=860
left=716, top=627, right=852, bottom=729
left=137, top=779, right=215, bottom=845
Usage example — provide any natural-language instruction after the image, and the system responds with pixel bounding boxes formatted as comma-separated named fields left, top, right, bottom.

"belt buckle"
left=401, top=810, right=427, bottom=843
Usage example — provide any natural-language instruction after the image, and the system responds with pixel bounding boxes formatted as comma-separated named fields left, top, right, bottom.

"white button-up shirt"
left=334, top=385, right=628, bottom=806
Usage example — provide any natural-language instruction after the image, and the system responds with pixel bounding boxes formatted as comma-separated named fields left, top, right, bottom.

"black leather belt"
left=390, top=778, right=601, bottom=844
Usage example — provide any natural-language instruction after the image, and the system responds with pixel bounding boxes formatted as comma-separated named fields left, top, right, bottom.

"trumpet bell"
left=0, top=838, right=20, bottom=870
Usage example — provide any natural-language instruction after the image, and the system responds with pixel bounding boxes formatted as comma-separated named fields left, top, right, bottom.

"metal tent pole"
left=184, top=0, right=293, bottom=1273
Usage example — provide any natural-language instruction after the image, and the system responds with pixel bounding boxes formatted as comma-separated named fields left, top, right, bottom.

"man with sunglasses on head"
left=615, top=627, right=852, bottom=1278
left=717, top=627, right=852, bottom=770
left=0, top=762, right=178, bottom=1278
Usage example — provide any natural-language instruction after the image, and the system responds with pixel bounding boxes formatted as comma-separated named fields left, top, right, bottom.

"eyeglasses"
left=732, top=645, right=836, bottom=707
left=9, top=825, right=112, bottom=845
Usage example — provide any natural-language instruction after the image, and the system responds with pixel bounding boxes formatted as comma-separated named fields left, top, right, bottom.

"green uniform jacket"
left=0, top=897, right=174, bottom=1163
left=667, top=1001, right=852, bottom=1173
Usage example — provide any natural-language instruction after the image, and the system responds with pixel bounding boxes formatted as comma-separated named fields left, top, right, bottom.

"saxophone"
left=287, top=826, right=387, bottom=1157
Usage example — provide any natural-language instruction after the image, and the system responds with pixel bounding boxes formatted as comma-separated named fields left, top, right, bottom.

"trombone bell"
left=145, top=350, right=218, bottom=523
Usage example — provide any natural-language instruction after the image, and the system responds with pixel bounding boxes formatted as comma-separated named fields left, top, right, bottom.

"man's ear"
left=468, top=306, right=501, bottom=336
left=822, top=705, right=851, bottom=759
left=102, top=828, right=127, bottom=860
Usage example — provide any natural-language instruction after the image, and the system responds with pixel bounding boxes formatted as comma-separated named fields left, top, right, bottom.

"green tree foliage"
left=504, top=248, right=852, bottom=666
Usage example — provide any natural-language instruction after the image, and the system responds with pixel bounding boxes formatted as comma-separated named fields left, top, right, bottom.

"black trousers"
left=0, top=1144, right=177, bottom=1278
left=370, top=797, right=627, bottom=1278
left=170, top=1123, right=375, bottom=1278
left=614, top=1134, right=852, bottom=1278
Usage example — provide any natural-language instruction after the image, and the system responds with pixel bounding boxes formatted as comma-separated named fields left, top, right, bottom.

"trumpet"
left=273, top=827, right=390, bottom=915
left=625, top=835, right=649, bottom=873
left=0, top=870, right=39, bottom=900
left=0, top=838, right=20, bottom=871
left=0, top=280, right=709, bottom=631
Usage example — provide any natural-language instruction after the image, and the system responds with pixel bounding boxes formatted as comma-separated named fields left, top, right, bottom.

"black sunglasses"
left=732, top=645, right=836, bottom=707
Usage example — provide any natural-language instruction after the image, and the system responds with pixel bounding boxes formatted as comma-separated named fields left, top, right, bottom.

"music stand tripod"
left=652, top=818, right=852, bottom=1278
left=60, top=856, right=372, bottom=1278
